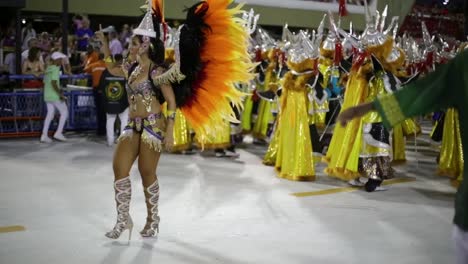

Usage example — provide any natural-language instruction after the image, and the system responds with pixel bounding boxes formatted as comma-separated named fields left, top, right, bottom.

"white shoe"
left=359, top=177, right=369, bottom=184
left=215, top=151, right=225, bottom=158
left=348, top=179, right=365, bottom=187
left=374, top=186, right=388, bottom=192
left=40, top=135, right=53, bottom=143
left=53, top=133, right=67, bottom=142
left=225, top=150, right=240, bottom=158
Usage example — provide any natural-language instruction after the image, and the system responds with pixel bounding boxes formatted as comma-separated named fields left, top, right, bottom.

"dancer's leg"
left=105, top=133, right=140, bottom=240
left=138, top=140, right=161, bottom=237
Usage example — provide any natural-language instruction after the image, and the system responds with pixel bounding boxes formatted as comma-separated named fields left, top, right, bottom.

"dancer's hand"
left=164, top=134, right=174, bottom=152
left=337, top=102, right=374, bottom=127
left=95, top=24, right=107, bottom=44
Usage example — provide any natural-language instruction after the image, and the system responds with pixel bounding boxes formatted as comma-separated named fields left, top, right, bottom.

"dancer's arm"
left=160, top=79, right=176, bottom=151
left=338, top=50, right=467, bottom=129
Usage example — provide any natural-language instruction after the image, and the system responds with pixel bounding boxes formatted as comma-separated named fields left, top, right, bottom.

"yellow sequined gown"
left=195, top=120, right=231, bottom=149
left=253, top=49, right=277, bottom=140
left=275, top=59, right=315, bottom=181
left=263, top=98, right=281, bottom=166
left=263, top=123, right=279, bottom=166
left=392, top=119, right=421, bottom=164
left=324, top=61, right=371, bottom=180
left=171, top=109, right=192, bottom=152
left=161, top=103, right=193, bottom=152
left=438, top=108, right=464, bottom=187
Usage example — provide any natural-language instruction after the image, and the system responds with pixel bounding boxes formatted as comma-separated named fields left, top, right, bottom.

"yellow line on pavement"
left=292, top=186, right=358, bottom=197
left=292, top=177, right=417, bottom=197
left=0, top=225, right=26, bottom=234
left=381, top=177, right=416, bottom=186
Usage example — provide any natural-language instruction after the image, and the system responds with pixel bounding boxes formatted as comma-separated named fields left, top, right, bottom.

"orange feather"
left=180, top=0, right=255, bottom=142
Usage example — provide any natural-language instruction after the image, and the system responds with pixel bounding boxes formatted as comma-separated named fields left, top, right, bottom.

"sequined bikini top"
left=126, top=80, right=156, bottom=97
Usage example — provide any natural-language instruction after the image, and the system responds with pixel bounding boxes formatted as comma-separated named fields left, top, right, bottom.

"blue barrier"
left=4, top=74, right=92, bottom=80
left=0, top=89, right=96, bottom=136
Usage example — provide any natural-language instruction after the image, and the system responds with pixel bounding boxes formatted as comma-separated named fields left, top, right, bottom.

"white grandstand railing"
left=235, top=0, right=378, bottom=14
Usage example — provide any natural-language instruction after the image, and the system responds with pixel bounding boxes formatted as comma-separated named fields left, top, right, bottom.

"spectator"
left=108, top=30, right=123, bottom=56
left=40, top=52, right=69, bottom=143
left=76, top=17, right=93, bottom=52
left=119, top=24, right=131, bottom=47
left=21, top=22, right=37, bottom=51
left=98, top=54, right=129, bottom=146
left=52, top=27, right=62, bottom=40
left=3, top=20, right=16, bottom=48
left=22, top=47, right=44, bottom=88
left=68, top=36, right=82, bottom=73
left=49, top=40, right=72, bottom=75
left=37, top=32, right=51, bottom=52
left=22, top=47, right=44, bottom=75
left=3, top=52, right=16, bottom=74
left=84, top=53, right=107, bottom=135
left=82, top=45, right=98, bottom=69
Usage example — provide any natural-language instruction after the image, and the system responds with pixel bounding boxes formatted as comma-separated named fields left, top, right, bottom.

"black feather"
left=172, top=2, right=211, bottom=107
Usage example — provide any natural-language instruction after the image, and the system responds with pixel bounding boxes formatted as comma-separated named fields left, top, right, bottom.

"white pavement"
left=0, top=134, right=457, bottom=264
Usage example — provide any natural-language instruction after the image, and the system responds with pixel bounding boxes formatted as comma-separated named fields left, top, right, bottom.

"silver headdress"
left=360, top=1, right=389, bottom=47
left=254, top=27, right=277, bottom=51
left=134, top=0, right=157, bottom=39
left=242, top=9, right=260, bottom=35
left=322, top=13, right=339, bottom=51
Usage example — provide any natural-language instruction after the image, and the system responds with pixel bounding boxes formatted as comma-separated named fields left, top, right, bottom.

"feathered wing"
left=152, top=0, right=164, bottom=22
left=174, top=0, right=255, bottom=142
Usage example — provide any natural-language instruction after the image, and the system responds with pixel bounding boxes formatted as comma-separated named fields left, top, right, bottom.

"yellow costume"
left=163, top=49, right=193, bottom=152
left=195, top=120, right=231, bottom=149
left=392, top=118, right=420, bottom=164
left=252, top=49, right=278, bottom=140
left=324, top=58, right=371, bottom=180
left=263, top=122, right=279, bottom=166
left=275, top=58, right=316, bottom=181
left=438, top=108, right=464, bottom=187
left=241, top=94, right=254, bottom=133
left=171, top=109, right=192, bottom=152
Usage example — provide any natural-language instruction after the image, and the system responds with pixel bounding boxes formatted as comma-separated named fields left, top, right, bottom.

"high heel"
left=140, top=179, right=160, bottom=237
left=127, top=217, right=133, bottom=241
left=105, top=176, right=133, bottom=240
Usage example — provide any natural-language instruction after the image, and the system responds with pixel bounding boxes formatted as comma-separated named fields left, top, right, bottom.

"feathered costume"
left=154, top=0, right=255, bottom=144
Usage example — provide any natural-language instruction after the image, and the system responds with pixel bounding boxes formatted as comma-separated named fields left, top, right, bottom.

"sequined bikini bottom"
left=118, top=113, right=166, bottom=152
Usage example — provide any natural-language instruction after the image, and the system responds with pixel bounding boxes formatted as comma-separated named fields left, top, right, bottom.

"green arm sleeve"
left=373, top=50, right=467, bottom=130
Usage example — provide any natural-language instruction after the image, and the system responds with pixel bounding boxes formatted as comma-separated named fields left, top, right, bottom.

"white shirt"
left=4, top=53, right=16, bottom=74
left=109, top=38, right=123, bottom=56
left=21, top=28, right=37, bottom=50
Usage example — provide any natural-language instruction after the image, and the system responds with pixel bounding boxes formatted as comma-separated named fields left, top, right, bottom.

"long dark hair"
left=28, top=47, right=41, bottom=62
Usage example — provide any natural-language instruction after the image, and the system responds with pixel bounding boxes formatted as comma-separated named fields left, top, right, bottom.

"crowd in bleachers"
left=0, top=15, right=138, bottom=144
left=0, top=14, right=140, bottom=77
